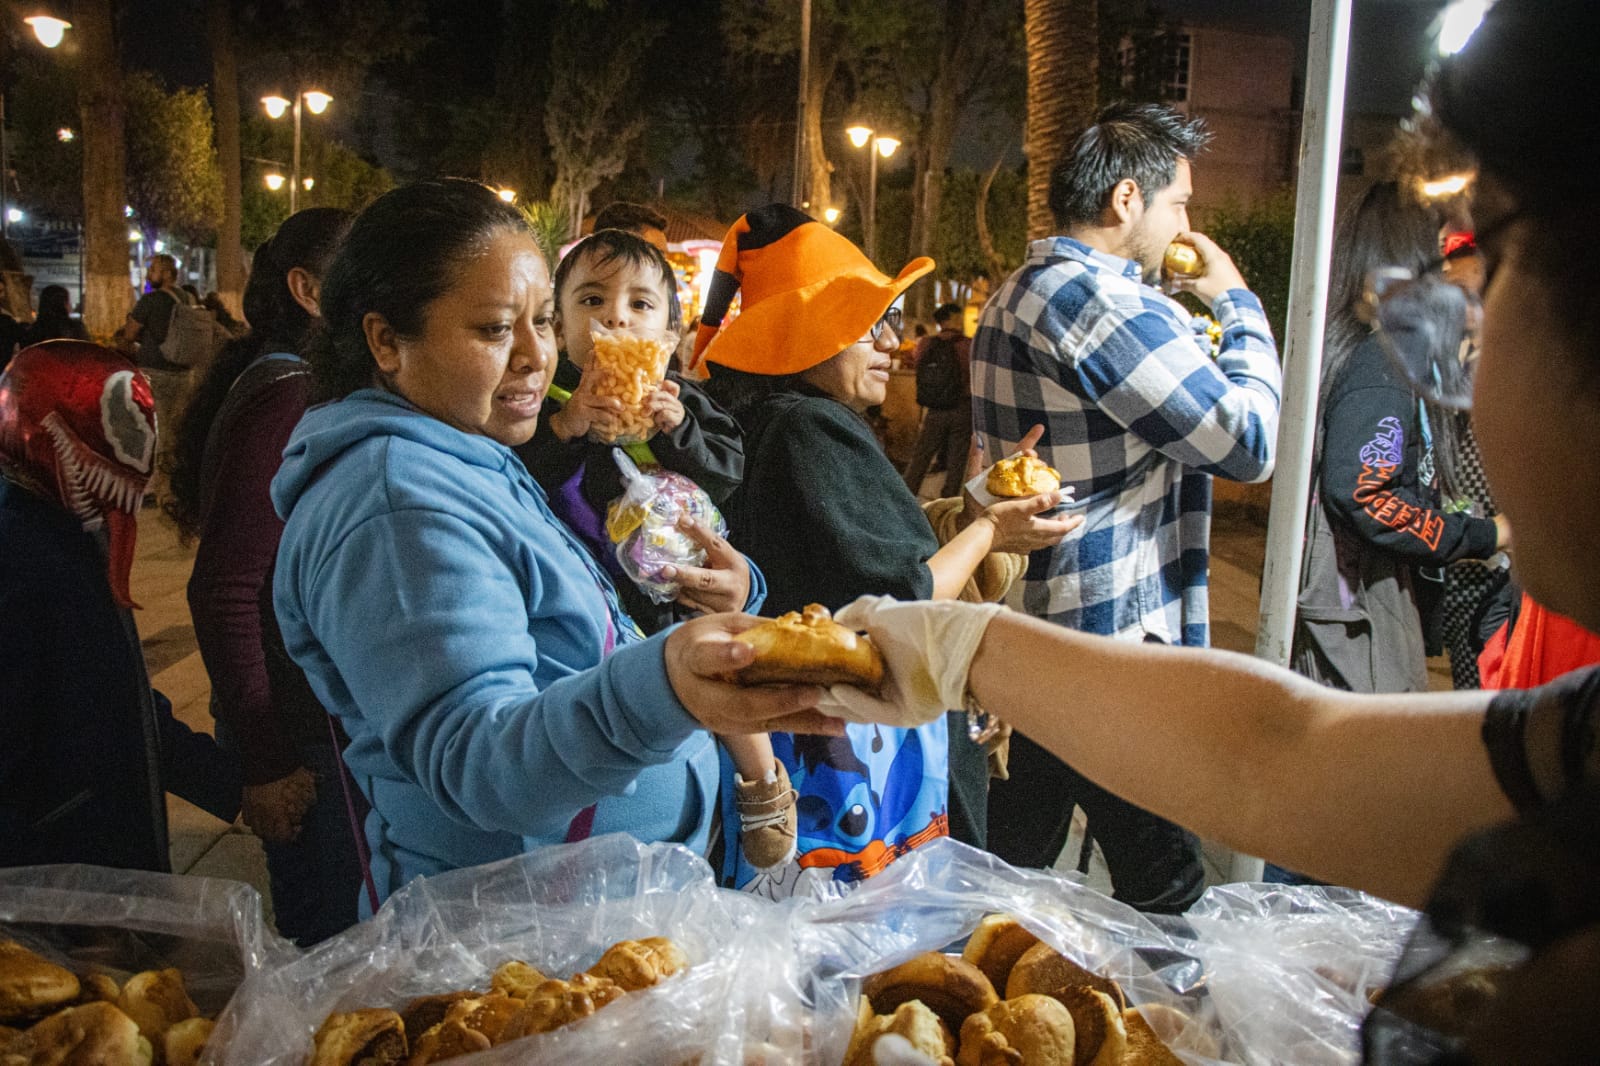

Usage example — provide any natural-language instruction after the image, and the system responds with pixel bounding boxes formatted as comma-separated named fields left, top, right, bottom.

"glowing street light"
left=1437, top=0, right=1491, bottom=56
left=843, top=124, right=900, bottom=260
left=264, top=173, right=286, bottom=191
left=262, top=89, right=332, bottom=212
left=56, top=127, right=74, bottom=142
left=823, top=207, right=841, bottom=224
left=302, top=177, right=315, bottom=191
left=5, top=208, right=23, bottom=224
left=496, top=187, right=517, bottom=204
left=127, top=229, right=142, bottom=242
left=25, top=15, right=70, bottom=48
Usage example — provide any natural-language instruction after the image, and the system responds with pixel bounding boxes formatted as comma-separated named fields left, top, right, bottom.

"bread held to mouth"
left=720, top=604, right=886, bottom=691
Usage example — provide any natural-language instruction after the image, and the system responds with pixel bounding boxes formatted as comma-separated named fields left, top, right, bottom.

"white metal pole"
left=290, top=94, right=302, bottom=216
left=866, top=142, right=879, bottom=262
left=793, top=0, right=811, bottom=209
left=1231, top=0, right=1353, bottom=885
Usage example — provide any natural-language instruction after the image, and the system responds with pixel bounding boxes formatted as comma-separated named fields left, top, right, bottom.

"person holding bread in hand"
left=818, top=4, right=1600, bottom=1055
left=271, top=180, right=838, bottom=910
left=695, top=205, right=1077, bottom=897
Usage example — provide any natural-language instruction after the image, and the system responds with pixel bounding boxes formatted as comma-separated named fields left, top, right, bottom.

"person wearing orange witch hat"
left=694, top=205, right=1079, bottom=897
left=0, top=340, right=241, bottom=870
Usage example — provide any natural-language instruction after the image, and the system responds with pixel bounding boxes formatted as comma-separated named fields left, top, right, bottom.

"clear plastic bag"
left=208, top=834, right=783, bottom=1065
left=606, top=451, right=727, bottom=604
left=0, top=863, right=291, bottom=1024
left=583, top=322, right=677, bottom=445
left=1185, top=882, right=1421, bottom=1066
left=778, top=839, right=1419, bottom=1065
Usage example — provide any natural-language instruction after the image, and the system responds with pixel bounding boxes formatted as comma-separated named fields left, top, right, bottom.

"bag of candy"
left=605, top=451, right=727, bottom=604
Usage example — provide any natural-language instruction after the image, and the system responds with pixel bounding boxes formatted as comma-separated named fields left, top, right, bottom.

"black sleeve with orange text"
left=1319, top=342, right=1496, bottom=564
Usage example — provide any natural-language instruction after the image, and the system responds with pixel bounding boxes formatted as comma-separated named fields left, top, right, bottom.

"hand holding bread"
left=663, top=613, right=843, bottom=738
left=816, top=596, right=1005, bottom=728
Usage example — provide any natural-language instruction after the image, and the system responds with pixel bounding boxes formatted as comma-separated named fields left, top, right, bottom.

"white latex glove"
left=817, top=596, right=1004, bottom=727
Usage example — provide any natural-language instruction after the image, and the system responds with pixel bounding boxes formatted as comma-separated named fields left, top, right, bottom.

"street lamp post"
left=262, top=89, right=331, bottom=214
left=844, top=125, right=899, bottom=261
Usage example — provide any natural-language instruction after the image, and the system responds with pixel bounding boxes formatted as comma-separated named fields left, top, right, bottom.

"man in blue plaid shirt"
left=973, top=103, right=1282, bottom=912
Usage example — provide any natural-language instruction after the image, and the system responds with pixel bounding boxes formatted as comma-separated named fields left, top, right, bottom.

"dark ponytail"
left=309, top=179, right=529, bottom=403
left=164, top=207, right=352, bottom=541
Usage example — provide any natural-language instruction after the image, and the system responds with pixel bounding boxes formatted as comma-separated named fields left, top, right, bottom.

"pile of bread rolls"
left=844, top=915, right=1217, bottom=1066
left=309, top=936, right=688, bottom=1065
left=0, top=939, right=216, bottom=1065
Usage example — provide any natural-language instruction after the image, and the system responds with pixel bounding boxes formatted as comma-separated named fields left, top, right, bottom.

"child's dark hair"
left=164, top=207, right=352, bottom=541
left=552, top=229, right=683, bottom=334
left=311, top=179, right=529, bottom=402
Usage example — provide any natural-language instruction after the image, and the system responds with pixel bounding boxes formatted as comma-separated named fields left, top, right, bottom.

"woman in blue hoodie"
left=270, top=179, right=835, bottom=909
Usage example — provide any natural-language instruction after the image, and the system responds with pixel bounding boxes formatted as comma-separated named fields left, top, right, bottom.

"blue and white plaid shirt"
left=972, top=237, right=1282, bottom=646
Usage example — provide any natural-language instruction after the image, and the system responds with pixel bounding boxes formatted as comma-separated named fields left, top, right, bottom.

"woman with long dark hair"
left=165, top=207, right=361, bottom=944
left=1291, top=182, right=1508, bottom=694
left=18, top=285, right=89, bottom=347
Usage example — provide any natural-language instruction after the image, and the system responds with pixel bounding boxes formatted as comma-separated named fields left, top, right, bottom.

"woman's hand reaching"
left=979, top=493, right=1083, bottom=554
left=663, top=613, right=842, bottom=736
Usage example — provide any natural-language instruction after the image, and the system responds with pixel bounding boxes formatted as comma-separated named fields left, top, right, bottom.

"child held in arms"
left=515, top=229, right=798, bottom=872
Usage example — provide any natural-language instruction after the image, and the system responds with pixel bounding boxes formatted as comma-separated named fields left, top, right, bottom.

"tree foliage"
left=124, top=72, right=224, bottom=245
left=1203, top=188, right=1296, bottom=342
left=543, top=2, right=665, bottom=236
left=240, top=115, right=392, bottom=248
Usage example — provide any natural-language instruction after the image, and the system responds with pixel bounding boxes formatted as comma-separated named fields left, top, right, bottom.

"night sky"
left=117, top=0, right=1452, bottom=177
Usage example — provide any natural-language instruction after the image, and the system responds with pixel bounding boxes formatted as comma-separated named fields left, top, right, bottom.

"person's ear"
left=363, top=312, right=402, bottom=375
left=286, top=267, right=322, bottom=317
left=553, top=308, right=569, bottom=354
left=1108, top=178, right=1143, bottom=225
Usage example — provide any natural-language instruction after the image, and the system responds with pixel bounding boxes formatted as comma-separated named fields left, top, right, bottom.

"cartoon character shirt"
left=719, top=717, right=950, bottom=899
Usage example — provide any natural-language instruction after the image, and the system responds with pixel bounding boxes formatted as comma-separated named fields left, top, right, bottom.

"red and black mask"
left=0, top=341, right=157, bottom=608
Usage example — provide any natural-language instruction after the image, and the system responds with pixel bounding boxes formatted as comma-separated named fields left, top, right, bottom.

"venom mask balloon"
left=0, top=341, right=157, bottom=607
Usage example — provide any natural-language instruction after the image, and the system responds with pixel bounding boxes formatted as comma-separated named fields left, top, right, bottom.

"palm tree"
left=1024, top=0, right=1098, bottom=240
left=77, top=0, right=132, bottom=340
left=207, top=0, right=244, bottom=316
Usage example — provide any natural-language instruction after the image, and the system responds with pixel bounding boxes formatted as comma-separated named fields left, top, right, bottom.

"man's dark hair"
left=933, top=302, right=962, bottom=326
left=1047, top=102, right=1210, bottom=229
left=592, top=201, right=667, bottom=236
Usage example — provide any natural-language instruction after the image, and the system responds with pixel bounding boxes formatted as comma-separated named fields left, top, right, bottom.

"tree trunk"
left=1024, top=0, right=1098, bottom=240
left=207, top=0, right=244, bottom=317
left=803, top=51, right=836, bottom=216
left=77, top=0, right=132, bottom=341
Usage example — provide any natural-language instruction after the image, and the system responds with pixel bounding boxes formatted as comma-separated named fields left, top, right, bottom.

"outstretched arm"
left=823, top=597, right=1510, bottom=907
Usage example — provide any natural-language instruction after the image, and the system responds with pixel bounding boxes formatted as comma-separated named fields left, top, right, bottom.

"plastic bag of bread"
left=605, top=451, right=728, bottom=604
left=582, top=322, right=677, bottom=445
left=0, top=864, right=290, bottom=1064
left=210, top=834, right=819, bottom=1065
left=775, top=837, right=1419, bottom=1066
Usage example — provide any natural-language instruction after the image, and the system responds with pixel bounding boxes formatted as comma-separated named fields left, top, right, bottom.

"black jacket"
left=0, top=479, right=240, bottom=869
left=1319, top=335, right=1497, bottom=566
left=515, top=358, right=745, bottom=633
left=707, top=372, right=938, bottom=615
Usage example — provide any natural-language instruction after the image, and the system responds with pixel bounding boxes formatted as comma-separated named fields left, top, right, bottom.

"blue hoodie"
left=271, top=389, right=727, bottom=904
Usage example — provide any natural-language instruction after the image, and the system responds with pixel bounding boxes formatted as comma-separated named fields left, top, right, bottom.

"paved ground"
left=132, top=487, right=1447, bottom=919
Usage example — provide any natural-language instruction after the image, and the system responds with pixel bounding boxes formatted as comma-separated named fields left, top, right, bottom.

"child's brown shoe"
left=735, top=763, right=798, bottom=870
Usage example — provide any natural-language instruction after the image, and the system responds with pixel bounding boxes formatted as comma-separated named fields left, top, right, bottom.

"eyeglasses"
left=870, top=306, right=903, bottom=342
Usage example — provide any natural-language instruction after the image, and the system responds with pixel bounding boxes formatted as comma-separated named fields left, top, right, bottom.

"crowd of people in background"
left=1, top=1, right=1596, bottom=1054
